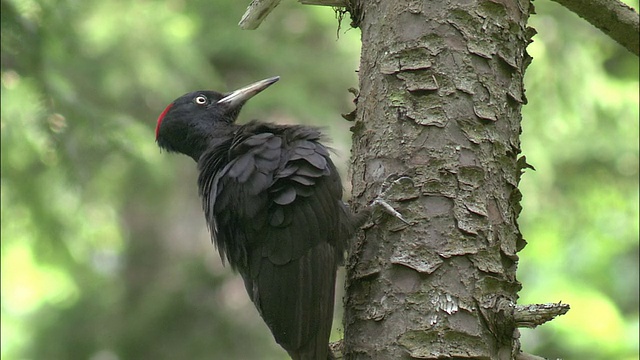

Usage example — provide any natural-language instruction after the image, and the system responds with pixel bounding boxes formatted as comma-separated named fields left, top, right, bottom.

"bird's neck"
left=187, top=123, right=239, bottom=162
left=209, top=122, right=241, bottom=144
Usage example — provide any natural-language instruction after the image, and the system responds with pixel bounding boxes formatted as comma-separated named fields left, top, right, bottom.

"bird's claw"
left=371, top=198, right=412, bottom=225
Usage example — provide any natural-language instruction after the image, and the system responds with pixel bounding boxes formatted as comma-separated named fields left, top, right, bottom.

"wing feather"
left=197, top=122, right=350, bottom=358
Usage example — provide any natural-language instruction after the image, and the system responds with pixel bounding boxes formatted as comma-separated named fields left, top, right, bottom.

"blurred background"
left=1, top=0, right=637, bottom=359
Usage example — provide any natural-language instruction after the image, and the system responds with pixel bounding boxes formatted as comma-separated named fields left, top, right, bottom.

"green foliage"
left=519, top=1, right=639, bottom=359
left=2, top=0, right=358, bottom=359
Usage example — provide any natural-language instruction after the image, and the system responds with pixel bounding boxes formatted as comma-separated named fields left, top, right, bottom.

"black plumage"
left=155, top=77, right=353, bottom=359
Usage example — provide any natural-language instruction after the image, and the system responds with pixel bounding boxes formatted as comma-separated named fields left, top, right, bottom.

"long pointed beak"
left=217, top=76, right=280, bottom=107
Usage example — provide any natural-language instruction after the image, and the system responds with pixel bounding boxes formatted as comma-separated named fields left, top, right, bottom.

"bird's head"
left=155, top=76, right=280, bottom=160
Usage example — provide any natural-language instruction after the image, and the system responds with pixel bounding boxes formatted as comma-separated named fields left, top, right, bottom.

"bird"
left=155, top=76, right=355, bottom=359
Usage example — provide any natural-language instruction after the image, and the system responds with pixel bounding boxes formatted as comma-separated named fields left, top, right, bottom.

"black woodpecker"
left=155, top=76, right=354, bottom=360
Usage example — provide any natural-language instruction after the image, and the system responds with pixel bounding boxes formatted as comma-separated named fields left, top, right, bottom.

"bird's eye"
left=194, top=95, right=207, bottom=105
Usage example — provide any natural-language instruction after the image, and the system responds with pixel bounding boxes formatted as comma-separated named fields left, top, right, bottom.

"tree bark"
left=344, top=0, right=533, bottom=359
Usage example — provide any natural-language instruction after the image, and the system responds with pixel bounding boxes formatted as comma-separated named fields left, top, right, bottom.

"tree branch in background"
left=242, top=0, right=639, bottom=55
left=239, top=0, right=282, bottom=30
left=550, top=0, right=639, bottom=55
left=298, top=0, right=347, bottom=5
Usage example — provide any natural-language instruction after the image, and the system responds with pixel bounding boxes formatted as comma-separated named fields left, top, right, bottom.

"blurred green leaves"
left=2, top=0, right=358, bottom=359
left=519, top=1, right=639, bottom=358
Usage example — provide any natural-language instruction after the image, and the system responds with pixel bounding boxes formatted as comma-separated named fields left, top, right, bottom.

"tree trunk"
left=344, top=0, right=533, bottom=358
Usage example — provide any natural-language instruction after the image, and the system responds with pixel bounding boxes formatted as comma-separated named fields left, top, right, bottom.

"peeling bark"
left=344, top=0, right=533, bottom=359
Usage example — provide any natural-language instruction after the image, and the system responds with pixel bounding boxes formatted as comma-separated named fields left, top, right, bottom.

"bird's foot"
left=366, top=174, right=417, bottom=227
left=370, top=197, right=412, bottom=225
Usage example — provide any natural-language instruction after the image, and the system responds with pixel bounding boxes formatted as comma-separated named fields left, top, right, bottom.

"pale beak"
left=217, top=76, right=280, bottom=107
